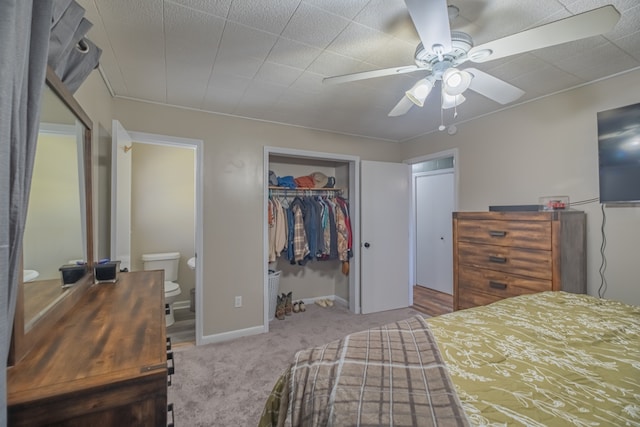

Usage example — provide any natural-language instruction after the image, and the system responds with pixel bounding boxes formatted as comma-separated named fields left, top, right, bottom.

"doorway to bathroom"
left=111, top=120, right=203, bottom=347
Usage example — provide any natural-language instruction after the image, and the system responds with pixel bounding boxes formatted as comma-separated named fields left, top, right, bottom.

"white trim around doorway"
left=263, top=146, right=361, bottom=333
left=128, top=130, right=204, bottom=347
left=404, top=148, right=459, bottom=299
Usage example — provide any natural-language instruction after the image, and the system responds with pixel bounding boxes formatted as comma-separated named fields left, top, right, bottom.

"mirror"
left=10, top=66, right=94, bottom=364
left=22, top=85, right=87, bottom=331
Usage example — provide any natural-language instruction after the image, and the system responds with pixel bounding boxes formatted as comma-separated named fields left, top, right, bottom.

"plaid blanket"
left=260, top=316, right=469, bottom=427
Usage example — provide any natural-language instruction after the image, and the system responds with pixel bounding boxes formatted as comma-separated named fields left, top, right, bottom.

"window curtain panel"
left=48, top=0, right=101, bottom=93
left=0, top=0, right=53, bottom=423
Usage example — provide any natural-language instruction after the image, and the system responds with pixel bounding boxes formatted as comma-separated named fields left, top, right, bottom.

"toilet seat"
left=164, top=281, right=181, bottom=297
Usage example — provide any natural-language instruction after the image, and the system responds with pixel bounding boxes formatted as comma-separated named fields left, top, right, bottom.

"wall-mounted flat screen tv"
left=597, top=101, right=640, bottom=203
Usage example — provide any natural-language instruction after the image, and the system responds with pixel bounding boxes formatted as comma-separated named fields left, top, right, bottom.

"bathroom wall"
left=130, top=142, right=196, bottom=302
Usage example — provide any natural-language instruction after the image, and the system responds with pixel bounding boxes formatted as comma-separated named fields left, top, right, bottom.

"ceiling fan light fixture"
left=441, top=92, right=466, bottom=109
left=405, top=77, right=434, bottom=107
left=442, top=68, right=472, bottom=96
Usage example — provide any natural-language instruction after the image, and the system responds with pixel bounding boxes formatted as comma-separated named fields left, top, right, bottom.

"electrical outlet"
left=234, top=296, right=242, bottom=308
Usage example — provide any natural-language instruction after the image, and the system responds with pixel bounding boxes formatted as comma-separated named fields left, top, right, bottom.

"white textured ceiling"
left=77, top=0, right=640, bottom=142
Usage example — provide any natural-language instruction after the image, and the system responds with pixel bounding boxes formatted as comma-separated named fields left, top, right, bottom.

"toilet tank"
left=141, top=252, right=180, bottom=282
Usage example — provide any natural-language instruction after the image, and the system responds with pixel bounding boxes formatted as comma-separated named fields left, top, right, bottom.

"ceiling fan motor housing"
left=414, top=31, right=474, bottom=75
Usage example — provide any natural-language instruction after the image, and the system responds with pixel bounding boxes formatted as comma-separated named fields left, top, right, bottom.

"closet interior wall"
left=269, top=155, right=350, bottom=305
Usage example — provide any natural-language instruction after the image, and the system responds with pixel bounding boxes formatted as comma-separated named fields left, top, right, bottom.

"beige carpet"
left=168, top=303, right=424, bottom=426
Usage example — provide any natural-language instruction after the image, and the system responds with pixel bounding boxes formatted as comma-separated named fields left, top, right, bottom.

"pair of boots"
left=275, top=292, right=306, bottom=320
left=276, top=292, right=292, bottom=320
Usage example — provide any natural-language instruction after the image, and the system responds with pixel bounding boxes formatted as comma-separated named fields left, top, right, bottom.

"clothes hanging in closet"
left=268, top=195, right=352, bottom=265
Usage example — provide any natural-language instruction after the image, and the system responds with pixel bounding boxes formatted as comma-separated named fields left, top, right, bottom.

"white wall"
left=112, top=99, right=399, bottom=337
left=400, top=68, right=640, bottom=306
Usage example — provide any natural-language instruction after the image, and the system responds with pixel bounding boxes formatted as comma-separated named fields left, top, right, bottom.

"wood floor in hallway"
left=412, top=285, right=453, bottom=317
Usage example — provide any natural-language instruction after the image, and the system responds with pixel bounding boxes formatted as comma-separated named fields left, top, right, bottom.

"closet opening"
left=263, top=147, right=360, bottom=332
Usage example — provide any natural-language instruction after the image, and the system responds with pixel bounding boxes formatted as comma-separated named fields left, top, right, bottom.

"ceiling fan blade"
left=466, top=68, right=525, bottom=104
left=468, top=5, right=620, bottom=63
left=323, top=65, right=421, bottom=85
left=405, top=0, right=452, bottom=55
left=388, top=96, right=414, bottom=117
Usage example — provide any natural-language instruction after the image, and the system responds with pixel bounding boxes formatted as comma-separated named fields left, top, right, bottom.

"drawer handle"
left=167, top=403, right=175, bottom=427
left=489, top=230, right=507, bottom=237
left=167, top=351, right=175, bottom=386
left=166, top=337, right=172, bottom=352
left=489, top=255, right=507, bottom=263
left=489, top=281, right=507, bottom=290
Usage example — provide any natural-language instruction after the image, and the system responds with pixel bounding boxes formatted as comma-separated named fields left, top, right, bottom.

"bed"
left=259, top=291, right=640, bottom=426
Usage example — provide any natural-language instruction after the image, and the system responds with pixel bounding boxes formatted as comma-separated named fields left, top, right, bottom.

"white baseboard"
left=200, top=325, right=265, bottom=345
left=199, top=295, right=348, bottom=346
left=172, top=300, right=191, bottom=311
left=334, top=295, right=348, bottom=307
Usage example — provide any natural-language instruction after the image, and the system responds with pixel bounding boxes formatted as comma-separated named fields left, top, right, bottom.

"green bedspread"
left=428, top=291, right=640, bottom=426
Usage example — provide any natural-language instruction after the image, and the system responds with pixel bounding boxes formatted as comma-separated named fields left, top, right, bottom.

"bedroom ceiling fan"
left=323, top=0, right=620, bottom=120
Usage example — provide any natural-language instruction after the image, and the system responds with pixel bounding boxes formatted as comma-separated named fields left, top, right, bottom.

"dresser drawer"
left=458, top=266, right=552, bottom=299
left=457, top=288, right=503, bottom=310
left=456, top=219, right=551, bottom=250
left=457, top=241, right=552, bottom=280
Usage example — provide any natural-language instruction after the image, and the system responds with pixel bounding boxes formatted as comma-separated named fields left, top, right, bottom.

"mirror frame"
left=9, top=66, right=95, bottom=365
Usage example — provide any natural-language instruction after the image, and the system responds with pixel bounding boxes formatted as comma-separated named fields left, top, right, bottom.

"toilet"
left=141, top=252, right=182, bottom=326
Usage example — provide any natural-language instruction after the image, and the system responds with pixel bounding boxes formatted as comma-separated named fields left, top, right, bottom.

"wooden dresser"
left=453, top=211, right=586, bottom=310
left=8, top=271, right=171, bottom=426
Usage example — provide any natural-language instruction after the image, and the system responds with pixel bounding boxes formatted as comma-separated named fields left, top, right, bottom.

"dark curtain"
left=0, top=0, right=53, bottom=422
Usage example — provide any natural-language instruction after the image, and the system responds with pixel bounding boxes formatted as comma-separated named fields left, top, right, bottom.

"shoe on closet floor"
left=315, top=299, right=327, bottom=308
left=275, top=295, right=285, bottom=320
left=293, top=301, right=300, bottom=313
left=325, top=299, right=334, bottom=307
left=298, top=301, right=306, bottom=312
left=284, top=291, right=293, bottom=316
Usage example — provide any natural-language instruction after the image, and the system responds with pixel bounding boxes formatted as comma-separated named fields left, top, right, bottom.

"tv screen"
left=597, top=102, right=640, bottom=203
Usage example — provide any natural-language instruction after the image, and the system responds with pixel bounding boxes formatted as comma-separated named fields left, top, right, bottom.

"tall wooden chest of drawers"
left=453, top=211, right=586, bottom=310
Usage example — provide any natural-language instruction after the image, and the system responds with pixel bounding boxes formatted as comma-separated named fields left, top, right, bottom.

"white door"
left=361, top=161, right=411, bottom=314
left=111, top=120, right=132, bottom=270
left=415, top=171, right=454, bottom=294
